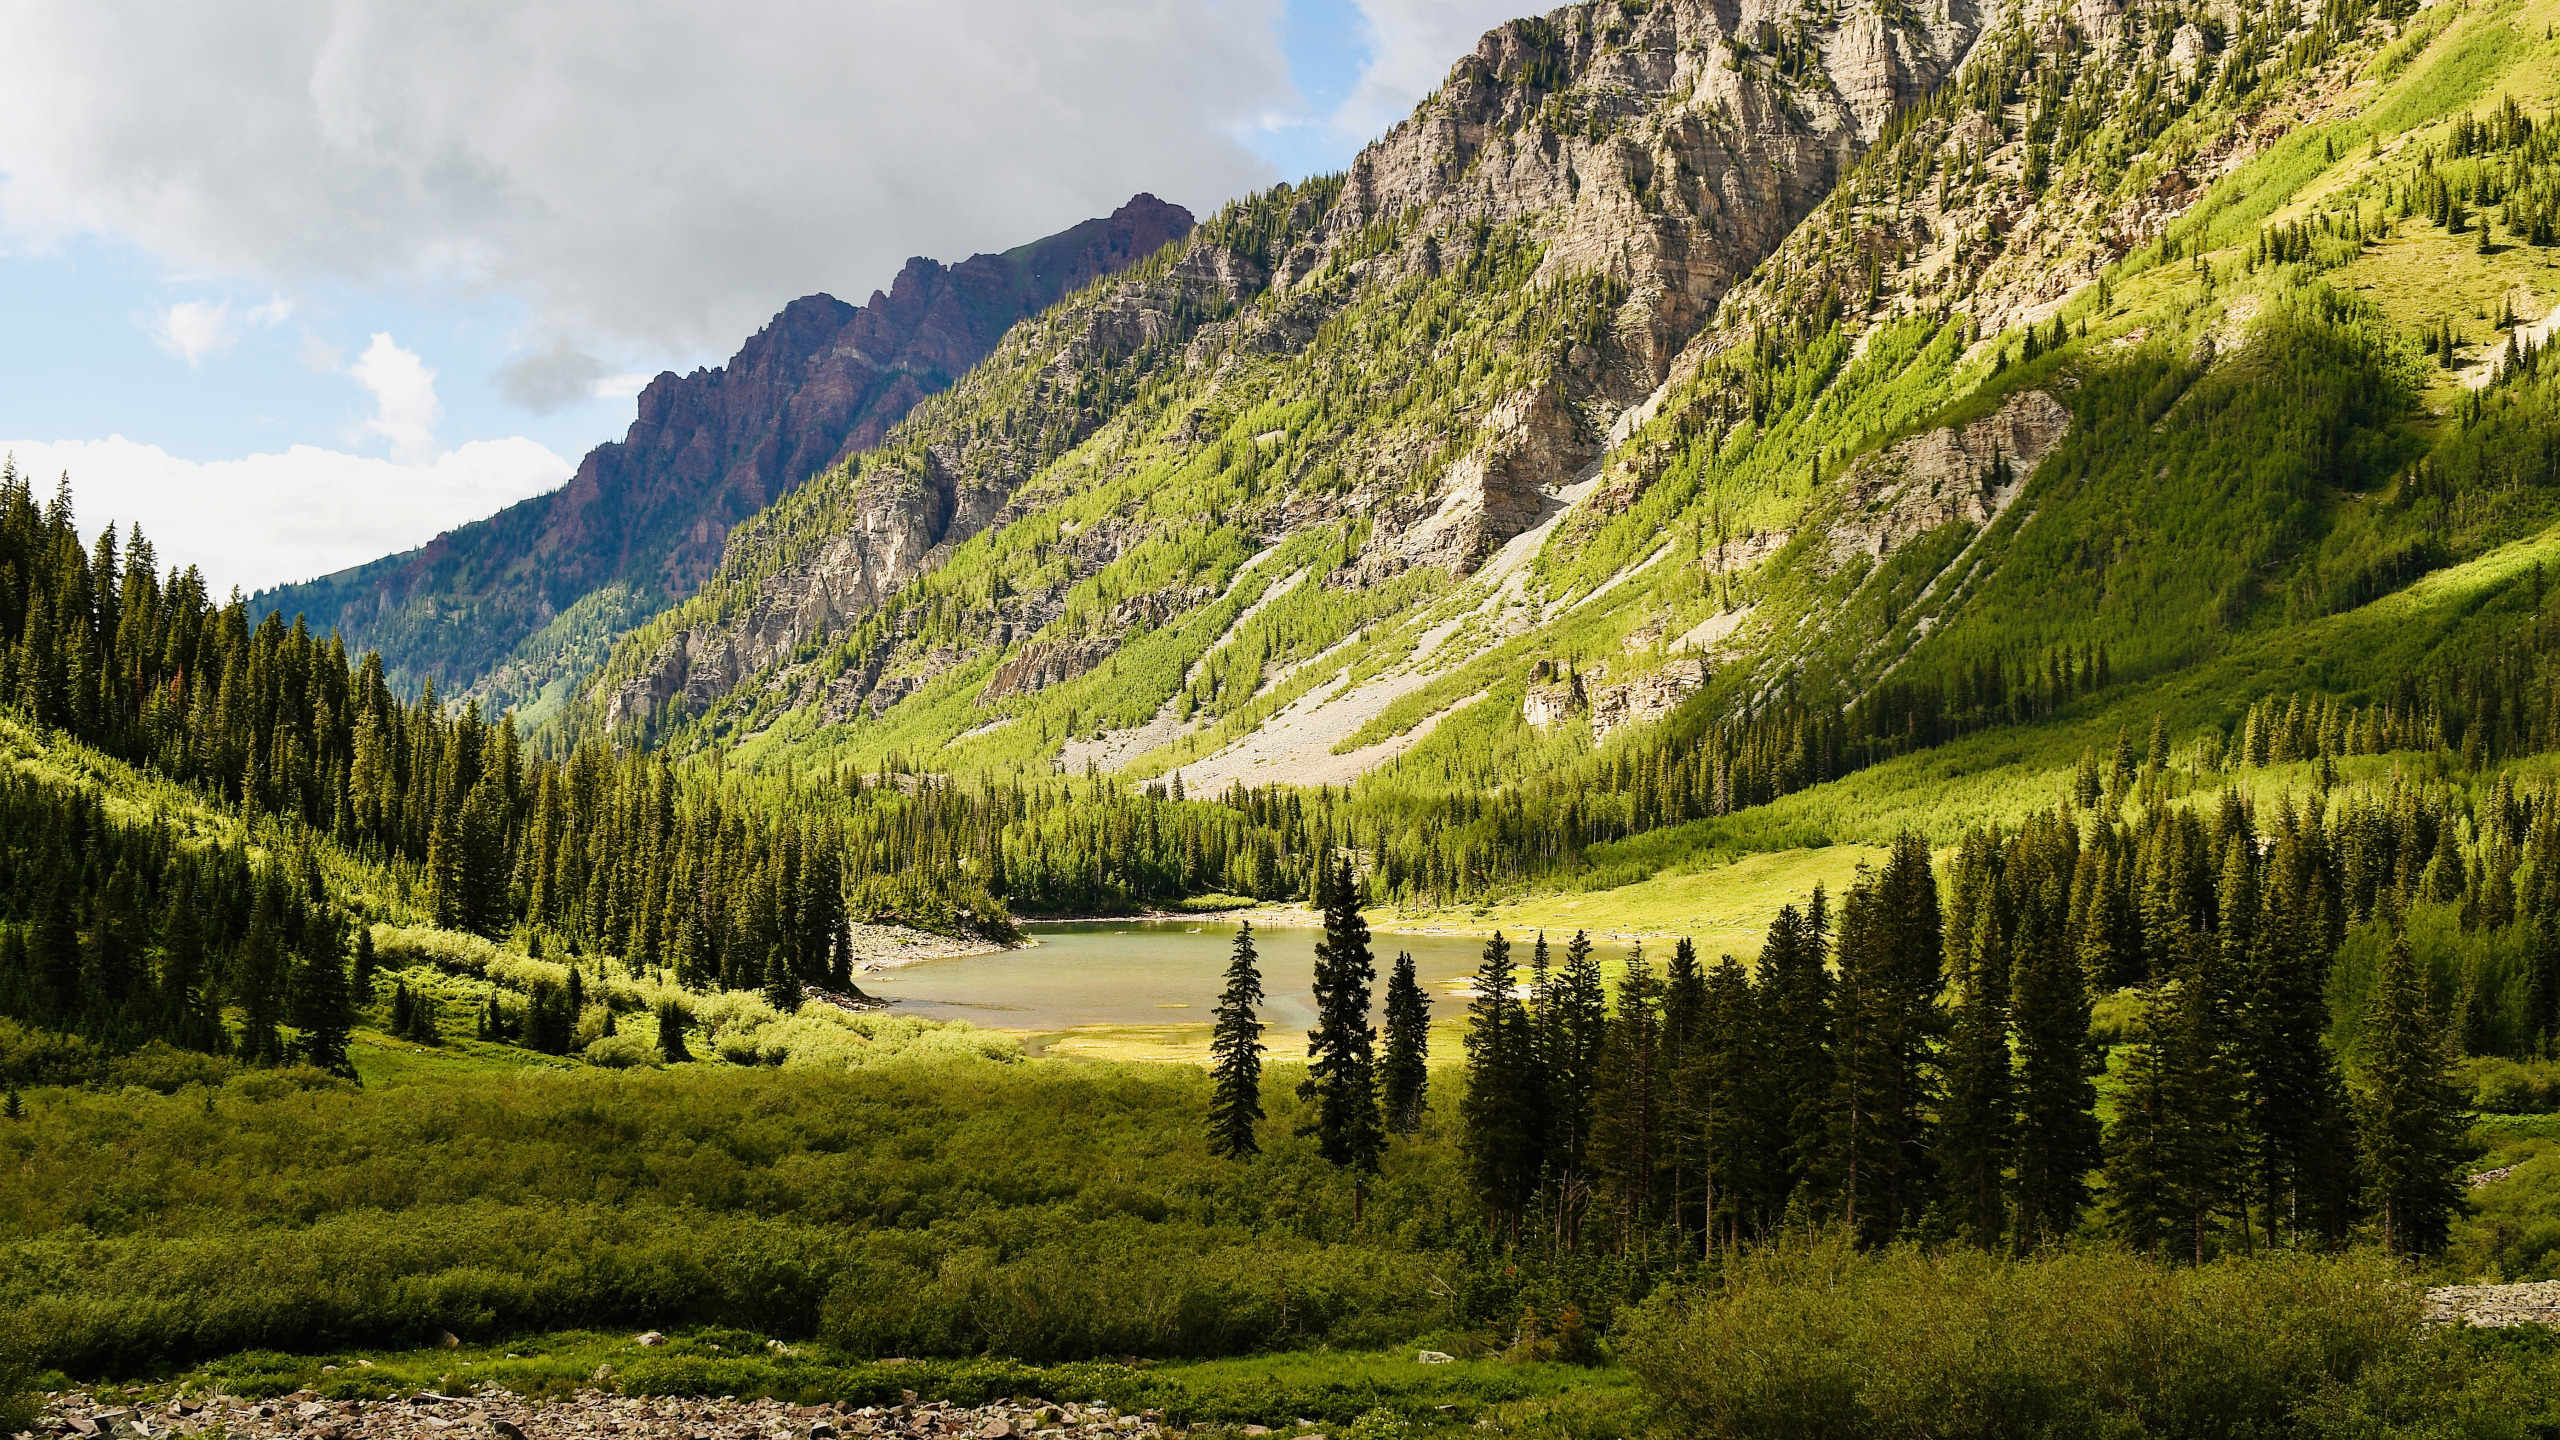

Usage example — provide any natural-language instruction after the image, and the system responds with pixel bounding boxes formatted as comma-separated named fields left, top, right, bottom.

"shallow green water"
left=857, top=919, right=1637, bottom=1033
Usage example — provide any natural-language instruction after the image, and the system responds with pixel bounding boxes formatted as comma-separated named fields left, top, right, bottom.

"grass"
left=1364, top=845, right=1888, bottom=961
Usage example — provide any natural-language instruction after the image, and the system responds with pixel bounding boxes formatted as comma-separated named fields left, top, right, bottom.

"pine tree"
left=156, top=883, right=221, bottom=1053
left=762, top=945, right=804, bottom=1014
left=1827, top=834, right=1944, bottom=1245
left=1549, top=929, right=1607, bottom=1191
left=2104, top=982, right=2178, bottom=1256
left=290, top=913, right=357, bottom=1078
left=1380, top=949, right=1431, bottom=1135
left=1591, top=942, right=1664, bottom=1244
left=2356, top=928, right=2468, bottom=1256
left=28, top=873, right=79, bottom=1028
left=1461, top=930, right=1540, bottom=1235
left=1208, top=920, right=1268, bottom=1159
left=656, top=1000, right=693, bottom=1063
left=236, top=883, right=288, bottom=1066
left=351, top=926, right=378, bottom=1006
left=1697, top=952, right=1767, bottom=1252
left=1, top=1090, right=19, bottom=1120
left=1757, top=901, right=1833, bottom=1215
left=1937, top=958, right=2015, bottom=1250
left=1300, top=857, right=1383, bottom=1186
left=2011, top=869, right=2101, bottom=1249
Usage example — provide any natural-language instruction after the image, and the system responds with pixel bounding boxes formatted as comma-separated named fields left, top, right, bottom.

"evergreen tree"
left=1461, top=930, right=1540, bottom=1234
left=1826, top=834, right=1944, bottom=1245
left=1380, top=948, right=1431, bottom=1135
left=1549, top=929, right=1607, bottom=1195
left=656, top=1000, right=692, bottom=1063
left=1208, top=920, right=1268, bottom=1159
left=351, top=926, right=378, bottom=1006
left=762, top=945, right=804, bottom=1014
left=1756, top=901, right=1833, bottom=1215
left=1937, top=956, right=2015, bottom=1250
left=290, top=913, right=356, bottom=1078
left=1591, top=942, right=1664, bottom=1244
left=83, top=859, right=143, bottom=1031
left=1697, top=952, right=1767, bottom=1252
left=1300, top=857, right=1383, bottom=1184
left=28, top=873, right=79, bottom=1029
left=236, top=883, right=288, bottom=1066
left=156, top=883, right=221, bottom=1053
left=2011, top=870, right=2101, bottom=1248
left=2356, top=928, right=2468, bottom=1256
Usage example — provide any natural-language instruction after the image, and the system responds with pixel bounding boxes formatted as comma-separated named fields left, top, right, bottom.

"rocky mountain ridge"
left=253, top=195, right=1193, bottom=714
left=577, top=0, right=1986, bottom=749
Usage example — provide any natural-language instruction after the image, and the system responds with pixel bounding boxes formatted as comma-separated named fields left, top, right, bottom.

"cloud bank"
left=0, top=1, right=1302, bottom=361
left=2, top=436, right=572, bottom=595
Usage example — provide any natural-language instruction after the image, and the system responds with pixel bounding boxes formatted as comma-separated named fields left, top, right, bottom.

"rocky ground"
left=846, top=922, right=1014, bottom=973
left=2425, top=1282, right=2560, bottom=1327
left=37, top=1389, right=1195, bottom=1440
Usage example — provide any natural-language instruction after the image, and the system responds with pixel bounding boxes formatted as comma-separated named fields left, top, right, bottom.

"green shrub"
left=1619, top=1236, right=2417, bottom=1440
left=582, top=1032, right=661, bottom=1069
left=2464, top=1055, right=2560, bottom=1114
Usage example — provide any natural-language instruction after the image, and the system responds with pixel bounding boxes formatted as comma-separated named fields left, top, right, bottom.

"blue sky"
left=0, top=0, right=1520, bottom=594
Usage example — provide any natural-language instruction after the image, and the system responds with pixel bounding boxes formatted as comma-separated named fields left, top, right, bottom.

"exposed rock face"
left=1522, top=656, right=1708, bottom=742
left=256, top=195, right=1193, bottom=702
left=596, top=0, right=1990, bottom=742
left=978, top=638, right=1121, bottom=706
left=1824, top=389, right=2073, bottom=566
left=1393, top=382, right=1592, bottom=573
left=1590, top=656, right=1708, bottom=743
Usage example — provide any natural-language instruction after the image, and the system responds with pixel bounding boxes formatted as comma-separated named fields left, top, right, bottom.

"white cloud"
left=348, top=332, right=441, bottom=460
left=0, top=2, right=1299, bottom=360
left=147, top=295, right=293, bottom=365
left=1337, top=3, right=1521, bottom=139
left=1, top=434, right=572, bottom=594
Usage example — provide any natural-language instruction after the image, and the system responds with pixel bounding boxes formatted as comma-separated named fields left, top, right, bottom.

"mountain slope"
left=253, top=195, right=1194, bottom=720
left=543, top=0, right=2560, bottom=928
left=573, top=0, right=1984, bottom=752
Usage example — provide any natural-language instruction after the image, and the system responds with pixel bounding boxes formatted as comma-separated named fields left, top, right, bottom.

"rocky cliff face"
left=254, top=195, right=1193, bottom=705
left=593, top=0, right=1986, bottom=743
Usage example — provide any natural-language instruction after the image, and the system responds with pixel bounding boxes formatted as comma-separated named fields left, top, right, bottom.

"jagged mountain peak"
left=253, top=193, right=1192, bottom=719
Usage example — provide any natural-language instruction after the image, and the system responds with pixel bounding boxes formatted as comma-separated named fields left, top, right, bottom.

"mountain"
left=252, top=194, right=1194, bottom=720
left=559, top=0, right=2560, bottom=917
left=580, top=0, right=1982, bottom=747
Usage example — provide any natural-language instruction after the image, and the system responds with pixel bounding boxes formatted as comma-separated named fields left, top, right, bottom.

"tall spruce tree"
left=2356, top=927, right=2468, bottom=1256
left=235, top=881, right=288, bottom=1066
left=1380, top=949, right=1431, bottom=1135
left=1549, top=929, right=1608, bottom=1194
left=1591, top=942, right=1664, bottom=1244
left=1461, top=930, right=1540, bottom=1234
left=2011, top=868, right=2101, bottom=1249
left=1757, top=902, right=1833, bottom=1216
left=1208, top=920, right=1268, bottom=1158
left=1300, top=857, right=1383, bottom=1184
left=1937, top=952, right=2015, bottom=1251
left=1698, top=952, right=1767, bottom=1252
left=1827, top=833, right=1944, bottom=1245
left=290, top=914, right=356, bottom=1078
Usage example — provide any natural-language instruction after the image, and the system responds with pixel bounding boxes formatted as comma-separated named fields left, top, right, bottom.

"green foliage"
left=1621, top=1237, right=2420, bottom=1440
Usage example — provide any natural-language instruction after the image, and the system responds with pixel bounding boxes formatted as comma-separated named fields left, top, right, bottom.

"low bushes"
left=1621, top=1239, right=2419, bottom=1440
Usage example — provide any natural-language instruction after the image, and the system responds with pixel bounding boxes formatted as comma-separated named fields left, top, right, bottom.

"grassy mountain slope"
left=525, top=0, right=2560, bottom=945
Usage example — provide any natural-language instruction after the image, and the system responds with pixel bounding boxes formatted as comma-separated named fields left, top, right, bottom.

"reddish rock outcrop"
left=256, top=195, right=1193, bottom=702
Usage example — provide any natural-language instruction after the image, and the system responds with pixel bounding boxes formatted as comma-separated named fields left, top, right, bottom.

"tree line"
left=1448, top=813, right=2470, bottom=1262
